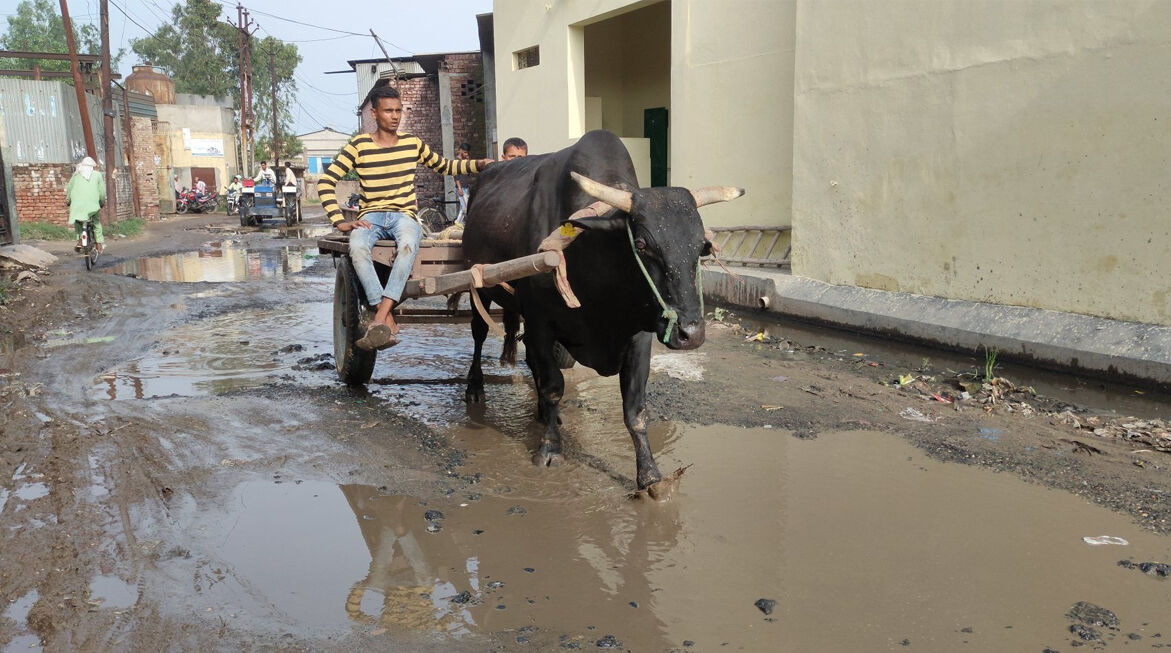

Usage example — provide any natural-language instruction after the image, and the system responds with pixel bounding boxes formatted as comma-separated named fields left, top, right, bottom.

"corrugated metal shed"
left=0, top=78, right=126, bottom=165
left=113, top=87, right=157, bottom=118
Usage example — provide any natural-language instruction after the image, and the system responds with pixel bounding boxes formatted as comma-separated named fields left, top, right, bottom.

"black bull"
left=462, top=130, right=743, bottom=493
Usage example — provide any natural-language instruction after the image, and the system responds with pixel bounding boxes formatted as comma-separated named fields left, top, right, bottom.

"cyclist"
left=66, top=156, right=106, bottom=255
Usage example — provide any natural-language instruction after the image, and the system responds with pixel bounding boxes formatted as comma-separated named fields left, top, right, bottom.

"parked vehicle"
left=176, top=188, right=220, bottom=214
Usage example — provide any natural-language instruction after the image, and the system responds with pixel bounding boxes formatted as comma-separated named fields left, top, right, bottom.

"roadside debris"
left=899, top=407, right=940, bottom=423
left=1082, top=535, right=1129, bottom=546
left=1116, top=559, right=1170, bottom=578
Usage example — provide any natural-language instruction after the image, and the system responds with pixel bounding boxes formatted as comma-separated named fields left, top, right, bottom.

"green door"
left=644, top=107, right=668, bottom=187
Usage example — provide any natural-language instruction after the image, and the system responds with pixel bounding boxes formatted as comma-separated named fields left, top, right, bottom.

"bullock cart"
left=317, top=229, right=559, bottom=385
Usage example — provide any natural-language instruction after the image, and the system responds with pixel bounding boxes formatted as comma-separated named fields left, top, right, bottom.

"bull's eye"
left=634, top=237, right=647, bottom=250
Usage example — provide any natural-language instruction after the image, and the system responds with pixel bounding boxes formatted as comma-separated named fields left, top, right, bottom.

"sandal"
left=355, top=324, right=399, bottom=351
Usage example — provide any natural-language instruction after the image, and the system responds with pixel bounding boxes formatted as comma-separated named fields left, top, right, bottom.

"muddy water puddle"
left=94, top=302, right=334, bottom=399
left=93, top=301, right=525, bottom=409
left=178, top=422, right=1170, bottom=650
left=105, top=241, right=317, bottom=282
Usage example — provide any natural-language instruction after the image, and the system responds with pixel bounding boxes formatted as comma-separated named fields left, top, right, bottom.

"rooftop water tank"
left=125, top=63, right=175, bottom=104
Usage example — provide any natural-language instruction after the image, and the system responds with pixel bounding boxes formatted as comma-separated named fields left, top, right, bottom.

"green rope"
left=626, top=221, right=678, bottom=343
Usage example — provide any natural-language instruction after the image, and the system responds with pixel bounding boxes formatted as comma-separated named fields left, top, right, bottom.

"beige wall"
left=494, top=0, right=793, bottom=226
left=791, top=0, right=1171, bottom=325
left=156, top=104, right=239, bottom=191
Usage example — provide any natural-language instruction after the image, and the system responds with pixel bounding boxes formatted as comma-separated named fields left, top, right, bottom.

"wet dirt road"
left=2, top=212, right=1170, bottom=651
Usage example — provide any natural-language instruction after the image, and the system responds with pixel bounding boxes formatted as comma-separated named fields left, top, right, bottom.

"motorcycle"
left=176, top=188, right=221, bottom=214
left=226, top=189, right=240, bottom=216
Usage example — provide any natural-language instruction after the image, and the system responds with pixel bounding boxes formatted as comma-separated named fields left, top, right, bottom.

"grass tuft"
left=19, top=221, right=73, bottom=241
left=107, top=217, right=146, bottom=238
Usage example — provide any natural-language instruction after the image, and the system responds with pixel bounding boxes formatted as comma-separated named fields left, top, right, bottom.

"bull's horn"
left=570, top=171, right=633, bottom=213
left=691, top=186, right=745, bottom=207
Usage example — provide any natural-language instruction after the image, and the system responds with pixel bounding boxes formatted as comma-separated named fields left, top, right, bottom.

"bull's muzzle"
left=667, top=318, right=706, bottom=350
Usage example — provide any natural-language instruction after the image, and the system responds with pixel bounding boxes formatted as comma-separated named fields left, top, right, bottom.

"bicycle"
left=77, top=216, right=100, bottom=270
left=415, top=193, right=462, bottom=236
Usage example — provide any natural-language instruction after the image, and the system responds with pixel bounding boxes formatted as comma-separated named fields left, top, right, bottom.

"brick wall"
left=131, top=116, right=161, bottom=220
left=13, top=164, right=72, bottom=225
left=14, top=163, right=140, bottom=225
left=357, top=53, right=486, bottom=214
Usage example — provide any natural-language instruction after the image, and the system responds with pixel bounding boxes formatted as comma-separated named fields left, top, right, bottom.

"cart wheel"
left=334, top=257, right=377, bottom=385
left=552, top=341, right=575, bottom=369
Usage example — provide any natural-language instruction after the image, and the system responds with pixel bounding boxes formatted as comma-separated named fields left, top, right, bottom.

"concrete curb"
left=703, top=269, right=1171, bottom=388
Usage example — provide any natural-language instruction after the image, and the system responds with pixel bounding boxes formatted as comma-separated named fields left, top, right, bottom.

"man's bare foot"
left=371, top=298, right=400, bottom=335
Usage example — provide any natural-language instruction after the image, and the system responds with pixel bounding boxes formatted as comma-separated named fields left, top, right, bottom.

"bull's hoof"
left=631, top=464, right=692, bottom=502
left=532, top=447, right=565, bottom=468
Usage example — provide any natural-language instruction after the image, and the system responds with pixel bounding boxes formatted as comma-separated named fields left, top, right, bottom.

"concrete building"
left=297, top=127, right=350, bottom=174
left=489, top=0, right=1171, bottom=328
left=155, top=94, right=240, bottom=204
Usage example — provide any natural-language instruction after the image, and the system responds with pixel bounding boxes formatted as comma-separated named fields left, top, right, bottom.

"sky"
left=28, top=0, right=494, bottom=135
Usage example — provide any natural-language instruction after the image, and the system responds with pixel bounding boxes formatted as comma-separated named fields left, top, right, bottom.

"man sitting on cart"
left=318, top=83, right=492, bottom=350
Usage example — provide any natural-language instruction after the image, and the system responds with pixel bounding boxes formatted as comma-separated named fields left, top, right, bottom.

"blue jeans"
left=348, top=212, right=423, bottom=307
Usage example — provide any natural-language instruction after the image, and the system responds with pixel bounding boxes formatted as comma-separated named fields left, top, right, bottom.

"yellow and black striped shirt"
left=318, top=133, right=480, bottom=224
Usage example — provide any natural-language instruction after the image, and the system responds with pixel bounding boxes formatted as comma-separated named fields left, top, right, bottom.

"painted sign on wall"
left=190, top=138, right=224, bottom=157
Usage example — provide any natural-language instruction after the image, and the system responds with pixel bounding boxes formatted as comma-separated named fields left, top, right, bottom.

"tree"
left=130, top=0, right=301, bottom=166
left=0, top=0, right=123, bottom=76
left=250, top=36, right=303, bottom=162
left=129, top=0, right=238, bottom=99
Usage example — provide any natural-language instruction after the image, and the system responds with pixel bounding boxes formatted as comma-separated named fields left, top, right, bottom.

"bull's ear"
left=569, top=214, right=627, bottom=231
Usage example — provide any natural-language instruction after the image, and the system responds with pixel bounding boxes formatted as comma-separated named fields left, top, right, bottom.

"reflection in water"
left=106, top=242, right=312, bottom=282
left=190, top=426, right=1171, bottom=650
left=334, top=483, right=678, bottom=646
left=339, top=486, right=480, bottom=635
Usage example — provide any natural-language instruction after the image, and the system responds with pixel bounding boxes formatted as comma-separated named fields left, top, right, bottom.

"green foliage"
left=982, top=346, right=999, bottom=381
left=254, top=133, right=305, bottom=165
left=0, top=0, right=123, bottom=75
left=130, top=0, right=239, bottom=98
left=19, top=220, right=72, bottom=240
left=130, top=1, right=301, bottom=156
left=107, top=217, right=145, bottom=238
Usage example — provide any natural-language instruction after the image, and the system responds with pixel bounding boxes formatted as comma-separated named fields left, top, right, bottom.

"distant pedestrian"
left=172, top=174, right=181, bottom=200
left=454, top=141, right=472, bottom=223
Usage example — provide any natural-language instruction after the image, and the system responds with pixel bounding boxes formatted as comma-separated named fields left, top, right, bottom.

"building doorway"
left=190, top=166, right=217, bottom=192
left=581, top=1, right=670, bottom=185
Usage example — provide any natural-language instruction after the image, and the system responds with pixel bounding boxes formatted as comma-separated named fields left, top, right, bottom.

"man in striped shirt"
left=319, top=84, right=491, bottom=350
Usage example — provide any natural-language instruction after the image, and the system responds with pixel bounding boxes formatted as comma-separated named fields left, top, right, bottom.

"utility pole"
left=99, top=0, right=118, bottom=223
left=58, top=0, right=96, bottom=159
left=269, top=48, right=279, bottom=164
left=369, top=30, right=399, bottom=89
left=237, top=4, right=255, bottom=174
left=236, top=4, right=246, bottom=176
